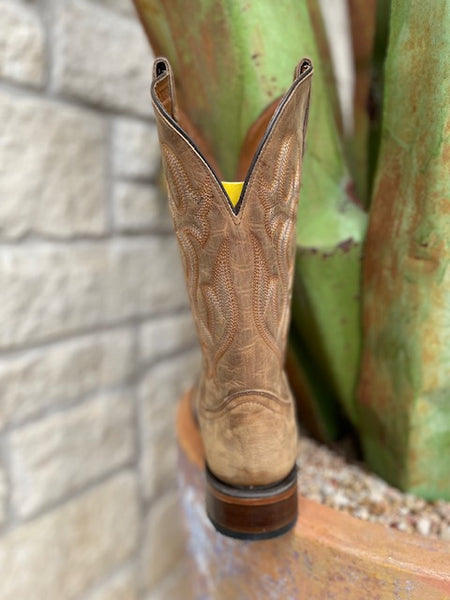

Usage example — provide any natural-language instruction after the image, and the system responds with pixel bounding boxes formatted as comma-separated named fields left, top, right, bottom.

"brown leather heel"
left=205, top=465, right=298, bottom=540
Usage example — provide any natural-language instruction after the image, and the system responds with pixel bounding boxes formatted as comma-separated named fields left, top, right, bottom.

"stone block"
left=0, top=91, right=106, bottom=239
left=138, top=349, right=201, bottom=499
left=9, top=391, right=135, bottom=517
left=0, top=463, right=6, bottom=527
left=0, top=1, right=45, bottom=87
left=112, top=182, right=171, bottom=231
left=0, top=238, right=188, bottom=350
left=0, top=329, right=134, bottom=428
left=112, top=118, right=160, bottom=179
left=53, top=0, right=153, bottom=116
left=139, top=312, right=197, bottom=365
left=0, top=472, right=139, bottom=600
left=110, top=238, right=190, bottom=320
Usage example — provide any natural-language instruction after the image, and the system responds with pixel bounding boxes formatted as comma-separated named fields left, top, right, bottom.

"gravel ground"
left=296, top=434, right=450, bottom=541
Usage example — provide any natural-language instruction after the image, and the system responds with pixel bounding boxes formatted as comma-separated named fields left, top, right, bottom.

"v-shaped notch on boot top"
left=151, top=56, right=312, bottom=216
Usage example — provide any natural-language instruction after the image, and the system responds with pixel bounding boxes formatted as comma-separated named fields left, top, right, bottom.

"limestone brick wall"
left=0, top=1, right=200, bottom=598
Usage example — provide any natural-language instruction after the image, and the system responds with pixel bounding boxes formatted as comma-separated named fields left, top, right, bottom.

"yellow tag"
left=222, top=181, right=244, bottom=207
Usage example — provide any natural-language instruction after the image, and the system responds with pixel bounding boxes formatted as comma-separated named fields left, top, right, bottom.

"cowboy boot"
left=151, top=57, right=313, bottom=539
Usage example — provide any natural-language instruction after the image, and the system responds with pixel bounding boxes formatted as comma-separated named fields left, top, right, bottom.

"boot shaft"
left=151, top=58, right=312, bottom=401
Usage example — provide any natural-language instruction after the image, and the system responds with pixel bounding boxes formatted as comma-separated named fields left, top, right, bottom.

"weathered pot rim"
left=177, top=391, right=450, bottom=591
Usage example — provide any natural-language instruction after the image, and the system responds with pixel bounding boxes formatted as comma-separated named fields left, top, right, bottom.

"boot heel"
left=205, top=465, right=298, bottom=540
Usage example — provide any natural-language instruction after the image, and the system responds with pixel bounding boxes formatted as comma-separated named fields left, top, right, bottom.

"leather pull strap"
left=294, top=57, right=312, bottom=80
left=152, top=57, right=178, bottom=120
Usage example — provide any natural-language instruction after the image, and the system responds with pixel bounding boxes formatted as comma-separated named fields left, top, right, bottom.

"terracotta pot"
left=176, top=392, right=450, bottom=599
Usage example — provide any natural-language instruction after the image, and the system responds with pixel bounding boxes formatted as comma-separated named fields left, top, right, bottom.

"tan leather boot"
left=151, top=57, right=313, bottom=539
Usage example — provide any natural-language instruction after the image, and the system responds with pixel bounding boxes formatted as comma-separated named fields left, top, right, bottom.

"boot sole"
left=205, top=465, right=298, bottom=540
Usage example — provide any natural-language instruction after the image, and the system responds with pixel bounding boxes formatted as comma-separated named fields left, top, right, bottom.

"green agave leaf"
left=357, top=0, right=450, bottom=499
left=292, top=241, right=363, bottom=425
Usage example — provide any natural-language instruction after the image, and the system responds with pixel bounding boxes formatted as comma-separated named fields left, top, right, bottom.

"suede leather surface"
left=151, top=58, right=313, bottom=486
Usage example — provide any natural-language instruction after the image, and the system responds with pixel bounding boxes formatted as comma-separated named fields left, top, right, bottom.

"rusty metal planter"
left=177, top=392, right=450, bottom=599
